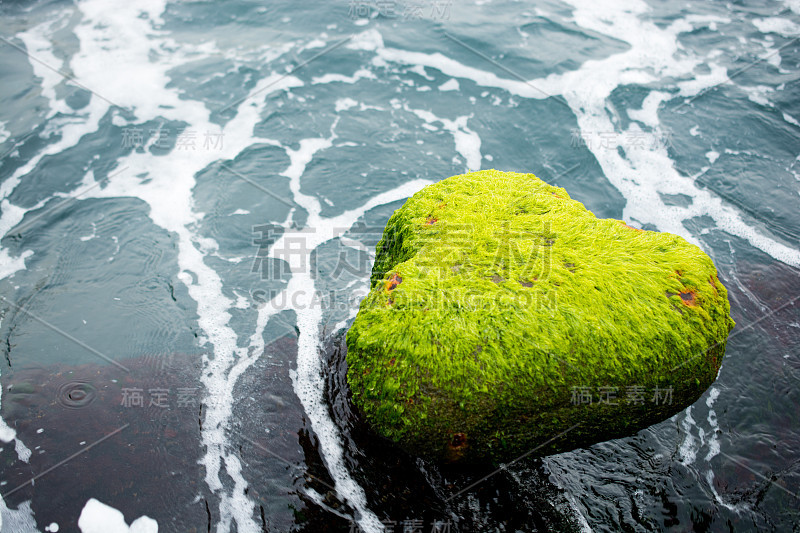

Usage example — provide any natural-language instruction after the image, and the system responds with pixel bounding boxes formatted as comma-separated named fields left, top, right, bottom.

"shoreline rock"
left=346, top=169, right=735, bottom=463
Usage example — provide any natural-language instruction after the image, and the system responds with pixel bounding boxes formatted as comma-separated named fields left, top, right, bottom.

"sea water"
left=1, top=0, right=799, bottom=531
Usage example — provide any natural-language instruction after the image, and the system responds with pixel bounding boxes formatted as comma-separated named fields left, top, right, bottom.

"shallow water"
left=0, top=0, right=799, bottom=531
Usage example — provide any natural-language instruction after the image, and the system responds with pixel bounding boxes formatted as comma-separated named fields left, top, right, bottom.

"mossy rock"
left=346, top=169, right=735, bottom=463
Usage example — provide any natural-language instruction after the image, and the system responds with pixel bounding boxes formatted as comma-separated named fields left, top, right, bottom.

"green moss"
left=346, top=170, right=735, bottom=463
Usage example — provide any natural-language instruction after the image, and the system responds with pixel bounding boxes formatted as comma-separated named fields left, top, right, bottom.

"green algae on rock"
left=345, top=169, right=735, bottom=463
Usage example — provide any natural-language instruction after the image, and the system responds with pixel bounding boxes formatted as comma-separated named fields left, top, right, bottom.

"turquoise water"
left=0, top=0, right=799, bottom=531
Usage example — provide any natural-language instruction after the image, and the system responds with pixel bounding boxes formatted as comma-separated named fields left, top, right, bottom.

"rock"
left=346, top=170, right=735, bottom=463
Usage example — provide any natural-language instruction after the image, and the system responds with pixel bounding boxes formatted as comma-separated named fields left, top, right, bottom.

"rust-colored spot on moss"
left=622, top=222, right=644, bottom=232
left=679, top=290, right=698, bottom=306
left=444, top=432, right=469, bottom=463
left=438, top=202, right=447, bottom=209
left=385, top=273, right=402, bottom=292
left=450, top=433, right=467, bottom=447
left=388, top=357, right=396, bottom=366
left=425, top=216, right=437, bottom=225
left=709, top=274, right=719, bottom=296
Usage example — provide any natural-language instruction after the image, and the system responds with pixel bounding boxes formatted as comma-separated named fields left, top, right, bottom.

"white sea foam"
left=753, top=17, right=800, bottom=37
left=302, top=38, right=327, bottom=51
left=677, top=386, right=732, bottom=510
left=14, top=439, right=32, bottom=463
left=704, top=388, right=720, bottom=462
left=705, top=469, right=747, bottom=513
left=783, top=112, right=800, bottom=128
left=347, top=28, right=384, bottom=52
left=0, top=424, right=16, bottom=448
left=678, top=406, right=697, bottom=465
left=0, top=498, right=39, bottom=533
left=335, top=97, right=359, bottom=112
left=438, top=79, right=460, bottom=91
left=742, top=84, right=774, bottom=107
left=401, top=103, right=482, bottom=170
left=78, top=498, right=157, bottom=533
left=627, top=91, right=669, bottom=127
left=0, top=101, right=107, bottom=226
left=408, top=65, right=433, bottom=80
left=16, top=13, right=74, bottom=118
left=313, top=69, right=376, bottom=85
left=683, top=14, right=731, bottom=28
left=379, top=47, right=546, bottom=98
left=699, top=388, right=741, bottom=513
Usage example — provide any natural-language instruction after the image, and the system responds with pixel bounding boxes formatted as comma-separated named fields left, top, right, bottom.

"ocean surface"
left=0, top=0, right=799, bottom=531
